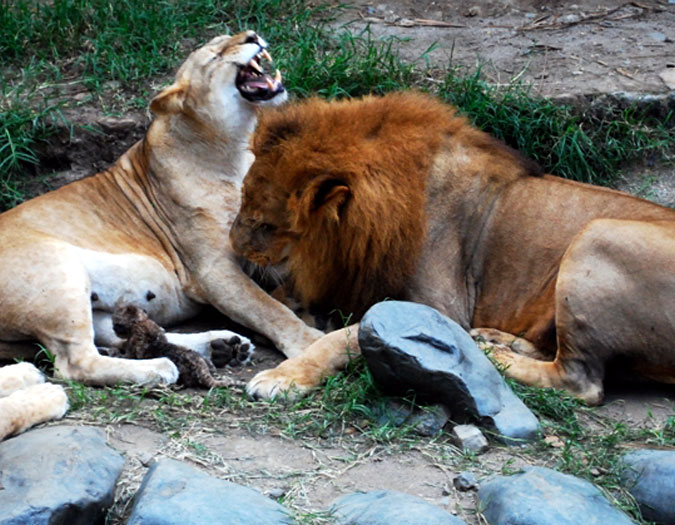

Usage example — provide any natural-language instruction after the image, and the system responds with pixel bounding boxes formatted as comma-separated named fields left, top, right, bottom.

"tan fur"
left=231, top=92, right=675, bottom=404
left=0, top=31, right=322, bottom=404
left=0, top=363, right=68, bottom=440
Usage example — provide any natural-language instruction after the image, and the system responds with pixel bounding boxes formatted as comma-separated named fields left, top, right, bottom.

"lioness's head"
left=149, top=31, right=287, bottom=123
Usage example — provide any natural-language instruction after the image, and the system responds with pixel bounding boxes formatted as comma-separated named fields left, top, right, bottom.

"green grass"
left=438, top=70, right=674, bottom=184
left=2, top=0, right=673, bottom=210
left=63, top=358, right=422, bottom=444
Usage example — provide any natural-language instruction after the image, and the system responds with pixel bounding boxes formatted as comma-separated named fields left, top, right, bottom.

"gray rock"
left=359, top=301, right=540, bottom=444
left=409, top=404, right=449, bottom=437
left=372, top=399, right=413, bottom=426
left=479, top=466, right=634, bottom=525
left=127, top=458, right=291, bottom=525
left=0, top=425, right=124, bottom=525
left=451, top=424, right=488, bottom=454
left=453, top=472, right=478, bottom=492
left=619, top=449, right=675, bottom=524
left=331, top=490, right=466, bottom=525
left=371, top=400, right=448, bottom=436
left=649, top=31, right=667, bottom=42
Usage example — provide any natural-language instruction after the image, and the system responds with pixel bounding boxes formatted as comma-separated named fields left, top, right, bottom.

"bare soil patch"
left=337, top=0, right=675, bottom=98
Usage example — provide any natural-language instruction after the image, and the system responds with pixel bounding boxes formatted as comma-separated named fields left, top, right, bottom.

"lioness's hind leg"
left=3, top=245, right=179, bottom=386
left=0, top=382, right=69, bottom=440
left=0, top=362, right=45, bottom=397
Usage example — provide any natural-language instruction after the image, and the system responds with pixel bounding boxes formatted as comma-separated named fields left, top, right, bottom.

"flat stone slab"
left=478, top=466, right=634, bottom=525
left=359, top=301, right=539, bottom=444
left=619, top=449, right=675, bottom=524
left=127, top=458, right=291, bottom=525
left=331, top=490, right=466, bottom=524
left=0, top=425, right=124, bottom=525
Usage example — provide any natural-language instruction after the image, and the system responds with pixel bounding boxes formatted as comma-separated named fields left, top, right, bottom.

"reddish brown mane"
left=247, top=92, right=540, bottom=317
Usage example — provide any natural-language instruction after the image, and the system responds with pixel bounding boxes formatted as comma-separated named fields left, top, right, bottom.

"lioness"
left=230, top=92, right=675, bottom=405
left=0, top=31, right=322, bottom=396
left=0, top=363, right=68, bottom=440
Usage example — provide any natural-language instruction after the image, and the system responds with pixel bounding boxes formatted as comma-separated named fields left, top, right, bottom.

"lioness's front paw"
left=146, top=358, right=179, bottom=386
left=246, top=366, right=315, bottom=400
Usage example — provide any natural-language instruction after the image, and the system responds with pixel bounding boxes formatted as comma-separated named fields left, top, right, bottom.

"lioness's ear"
left=296, top=175, right=350, bottom=226
left=149, top=84, right=187, bottom=115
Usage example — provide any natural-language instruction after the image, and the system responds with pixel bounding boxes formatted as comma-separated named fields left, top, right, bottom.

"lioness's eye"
left=260, top=223, right=276, bottom=232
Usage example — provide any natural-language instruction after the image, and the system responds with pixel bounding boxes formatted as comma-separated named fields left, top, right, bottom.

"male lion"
left=230, top=92, right=675, bottom=405
left=0, top=31, right=323, bottom=419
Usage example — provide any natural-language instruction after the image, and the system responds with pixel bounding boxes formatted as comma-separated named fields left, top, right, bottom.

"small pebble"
left=452, top=424, right=488, bottom=454
left=453, top=472, right=478, bottom=492
left=267, top=487, right=286, bottom=499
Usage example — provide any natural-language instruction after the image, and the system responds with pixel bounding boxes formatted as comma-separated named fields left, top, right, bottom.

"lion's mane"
left=249, top=92, right=540, bottom=317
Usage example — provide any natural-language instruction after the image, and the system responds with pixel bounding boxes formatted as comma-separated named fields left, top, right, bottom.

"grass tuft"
left=438, top=69, right=674, bottom=185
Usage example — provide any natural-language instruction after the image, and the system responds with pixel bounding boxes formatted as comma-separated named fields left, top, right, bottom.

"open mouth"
left=236, top=48, right=285, bottom=102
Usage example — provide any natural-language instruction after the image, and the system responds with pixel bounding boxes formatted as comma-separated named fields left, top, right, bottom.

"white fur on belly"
left=77, top=248, right=201, bottom=325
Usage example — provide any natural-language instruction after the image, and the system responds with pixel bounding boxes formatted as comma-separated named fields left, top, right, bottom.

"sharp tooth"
left=262, top=49, right=272, bottom=62
left=248, top=59, right=263, bottom=73
left=265, top=76, right=276, bottom=90
left=274, top=69, right=282, bottom=87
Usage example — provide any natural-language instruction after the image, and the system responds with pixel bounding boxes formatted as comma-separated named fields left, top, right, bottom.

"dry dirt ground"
left=16, top=1, right=675, bottom=523
left=337, top=0, right=674, bottom=98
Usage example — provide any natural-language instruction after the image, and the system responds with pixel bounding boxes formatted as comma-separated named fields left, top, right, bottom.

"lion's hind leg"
left=0, top=363, right=68, bottom=440
left=471, top=328, right=547, bottom=359
left=472, top=328, right=604, bottom=405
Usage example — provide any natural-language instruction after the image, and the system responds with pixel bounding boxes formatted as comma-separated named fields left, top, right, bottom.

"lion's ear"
left=149, top=84, right=187, bottom=115
left=296, top=176, right=350, bottom=226
left=257, top=118, right=301, bottom=154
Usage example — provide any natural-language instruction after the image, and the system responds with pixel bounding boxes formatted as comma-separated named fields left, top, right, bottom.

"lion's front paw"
left=246, top=365, right=315, bottom=400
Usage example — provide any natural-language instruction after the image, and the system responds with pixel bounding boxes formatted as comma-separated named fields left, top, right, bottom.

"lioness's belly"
left=78, top=248, right=200, bottom=326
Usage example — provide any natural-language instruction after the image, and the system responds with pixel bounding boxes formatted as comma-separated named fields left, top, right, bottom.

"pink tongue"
left=245, top=79, right=270, bottom=89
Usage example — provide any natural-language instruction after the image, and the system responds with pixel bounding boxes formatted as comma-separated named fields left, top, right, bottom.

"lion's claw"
left=246, top=368, right=312, bottom=401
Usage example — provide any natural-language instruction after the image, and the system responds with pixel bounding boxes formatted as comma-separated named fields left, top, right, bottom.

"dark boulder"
left=359, top=301, right=539, bottom=444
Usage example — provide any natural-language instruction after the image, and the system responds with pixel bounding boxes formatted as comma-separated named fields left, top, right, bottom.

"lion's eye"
left=259, top=223, right=277, bottom=233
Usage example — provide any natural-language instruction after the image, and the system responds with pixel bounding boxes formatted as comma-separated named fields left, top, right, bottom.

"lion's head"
left=149, top=31, right=287, bottom=126
left=231, top=92, right=457, bottom=317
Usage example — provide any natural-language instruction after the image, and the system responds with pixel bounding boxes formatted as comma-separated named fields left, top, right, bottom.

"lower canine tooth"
left=274, top=69, right=281, bottom=84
